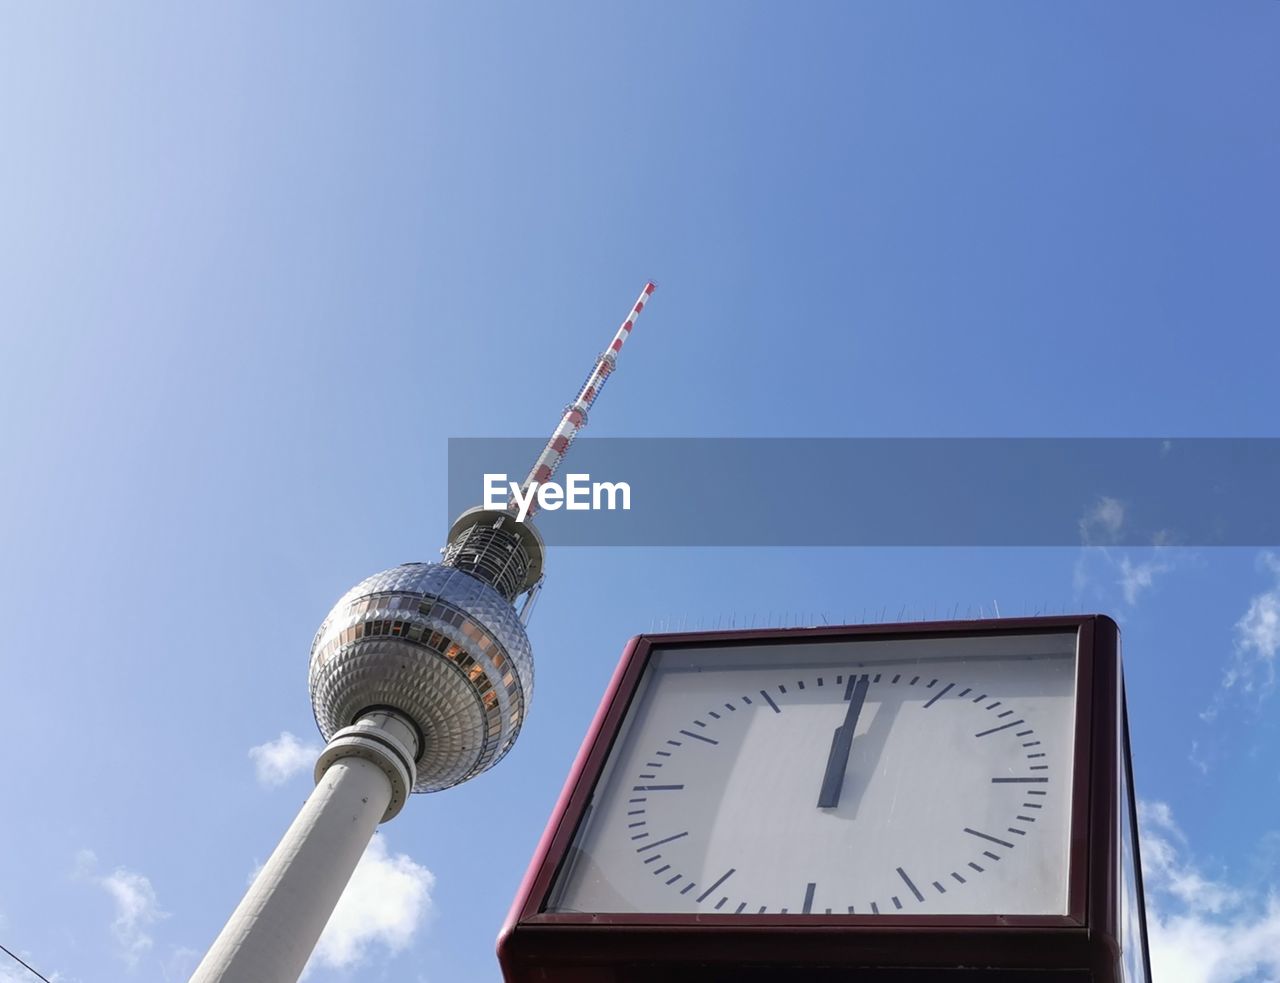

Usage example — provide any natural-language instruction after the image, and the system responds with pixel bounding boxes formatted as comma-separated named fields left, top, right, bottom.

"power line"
left=0, top=942, right=55, bottom=983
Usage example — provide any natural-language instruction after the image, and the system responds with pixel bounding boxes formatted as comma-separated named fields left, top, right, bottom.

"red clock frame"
left=498, top=615, right=1152, bottom=982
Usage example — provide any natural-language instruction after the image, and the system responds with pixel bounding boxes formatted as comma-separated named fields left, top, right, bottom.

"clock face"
left=545, top=631, right=1079, bottom=917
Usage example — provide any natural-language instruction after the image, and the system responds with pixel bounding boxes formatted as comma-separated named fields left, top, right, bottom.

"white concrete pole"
left=190, top=712, right=419, bottom=983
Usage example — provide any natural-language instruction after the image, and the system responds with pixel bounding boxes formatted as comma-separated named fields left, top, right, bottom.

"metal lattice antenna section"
left=511, top=281, right=656, bottom=517
left=442, top=283, right=656, bottom=599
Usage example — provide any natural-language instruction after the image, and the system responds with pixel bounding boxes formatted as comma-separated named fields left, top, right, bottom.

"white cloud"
left=76, top=850, right=167, bottom=968
left=160, top=945, right=202, bottom=982
left=304, top=835, right=435, bottom=976
left=249, top=732, right=321, bottom=788
left=1141, top=800, right=1280, bottom=983
left=1074, top=546, right=1174, bottom=610
left=1080, top=496, right=1126, bottom=545
left=0, top=955, right=66, bottom=983
left=1207, top=553, right=1280, bottom=719
left=1230, top=553, right=1280, bottom=689
left=1140, top=802, right=1239, bottom=915
left=1118, top=556, right=1172, bottom=606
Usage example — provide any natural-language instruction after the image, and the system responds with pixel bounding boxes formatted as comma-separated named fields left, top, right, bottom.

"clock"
left=499, top=616, right=1151, bottom=983
left=544, top=630, right=1075, bottom=917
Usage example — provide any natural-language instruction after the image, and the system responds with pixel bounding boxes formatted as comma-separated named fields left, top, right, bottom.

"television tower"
left=190, top=282, right=657, bottom=983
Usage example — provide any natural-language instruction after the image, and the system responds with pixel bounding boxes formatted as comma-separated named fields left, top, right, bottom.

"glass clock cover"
left=546, top=630, right=1078, bottom=918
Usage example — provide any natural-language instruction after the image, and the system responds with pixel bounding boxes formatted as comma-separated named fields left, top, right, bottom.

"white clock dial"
left=548, top=631, right=1078, bottom=917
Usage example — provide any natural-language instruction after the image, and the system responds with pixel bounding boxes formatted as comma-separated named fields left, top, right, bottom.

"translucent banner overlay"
left=447, top=438, right=1280, bottom=547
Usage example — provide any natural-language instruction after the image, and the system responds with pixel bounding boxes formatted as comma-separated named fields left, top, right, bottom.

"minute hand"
left=817, top=674, right=870, bottom=809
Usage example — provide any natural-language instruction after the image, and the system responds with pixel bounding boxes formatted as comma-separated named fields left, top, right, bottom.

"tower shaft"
left=190, top=711, right=418, bottom=983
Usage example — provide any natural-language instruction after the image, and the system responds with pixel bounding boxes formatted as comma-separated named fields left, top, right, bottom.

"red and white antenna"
left=511, top=281, right=656, bottom=517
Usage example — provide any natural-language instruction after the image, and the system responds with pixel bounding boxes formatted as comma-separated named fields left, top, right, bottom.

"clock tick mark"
left=923, top=682, right=954, bottom=708
left=891, top=674, right=901, bottom=684
left=778, top=685, right=787, bottom=694
left=1027, top=789, right=1047, bottom=796
left=632, top=784, right=684, bottom=791
left=666, top=740, right=682, bottom=747
left=972, top=693, right=988, bottom=703
left=817, top=677, right=824, bottom=687
left=965, top=828, right=1016, bottom=849
left=639, top=774, right=656, bottom=779
left=802, top=882, right=816, bottom=913
left=761, top=690, right=781, bottom=713
left=983, top=851, right=1001, bottom=861
left=1017, top=815, right=1037, bottom=822
left=1030, top=764, right=1048, bottom=770
left=1027, top=753, right=1045, bottom=759
left=631, top=833, right=648, bottom=840
left=1016, top=729, right=1034, bottom=737
left=909, top=676, right=920, bottom=685
left=997, top=710, right=1014, bottom=718
left=951, top=872, right=966, bottom=884
left=716, top=897, right=729, bottom=910
left=1007, top=827, right=1027, bottom=835
left=693, top=720, right=706, bottom=727
left=724, top=703, right=736, bottom=712
left=643, top=854, right=660, bottom=864
left=637, top=831, right=688, bottom=853
left=758, top=906, right=768, bottom=914
left=975, top=719, right=1025, bottom=738
left=797, top=680, right=805, bottom=690
left=986, top=701, right=1002, bottom=710
left=708, top=711, right=721, bottom=719
left=933, top=881, right=946, bottom=894
left=656, top=751, right=672, bottom=757
left=896, top=867, right=925, bottom=903
left=968, top=862, right=984, bottom=873
left=680, top=883, right=696, bottom=895
left=1022, top=803, right=1043, bottom=810
left=873, top=673, right=881, bottom=683
left=697, top=869, right=737, bottom=903
left=653, top=865, right=669, bottom=875
left=680, top=729, right=718, bottom=745
left=735, top=902, right=747, bottom=914
left=927, top=678, right=938, bottom=688
left=666, top=874, right=682, bottom=885
left=958, top=687, right=971, bottom=697
left=741, top=695, right=753, bottom=705
left=991, top=777, right=1048, bottom=784
left=1023, top=741, right=1041, bottom=747
left=847, top=905, right=856, bottom=914
left=891, top=896, right=903, bottom=910
left=870, top=902, right=880, bottom=914
left=628, top=821, right=646, bottom=828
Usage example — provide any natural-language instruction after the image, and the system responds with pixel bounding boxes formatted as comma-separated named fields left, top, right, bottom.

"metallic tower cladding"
left=190, top=284, right=656, bottom=983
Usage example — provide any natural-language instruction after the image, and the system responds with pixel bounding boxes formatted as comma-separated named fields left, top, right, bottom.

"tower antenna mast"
left=512, top=281, right=656, bottom=517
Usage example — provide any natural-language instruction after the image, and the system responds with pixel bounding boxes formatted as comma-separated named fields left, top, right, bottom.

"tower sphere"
left=309, top=562, right=535, bottom=793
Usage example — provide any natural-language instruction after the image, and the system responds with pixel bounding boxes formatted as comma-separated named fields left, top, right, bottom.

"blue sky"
left=1, top=3, right=1277, bottom=981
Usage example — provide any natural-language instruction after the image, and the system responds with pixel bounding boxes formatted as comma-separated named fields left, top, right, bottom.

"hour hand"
left=817, top=674, right=870, bottom=809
